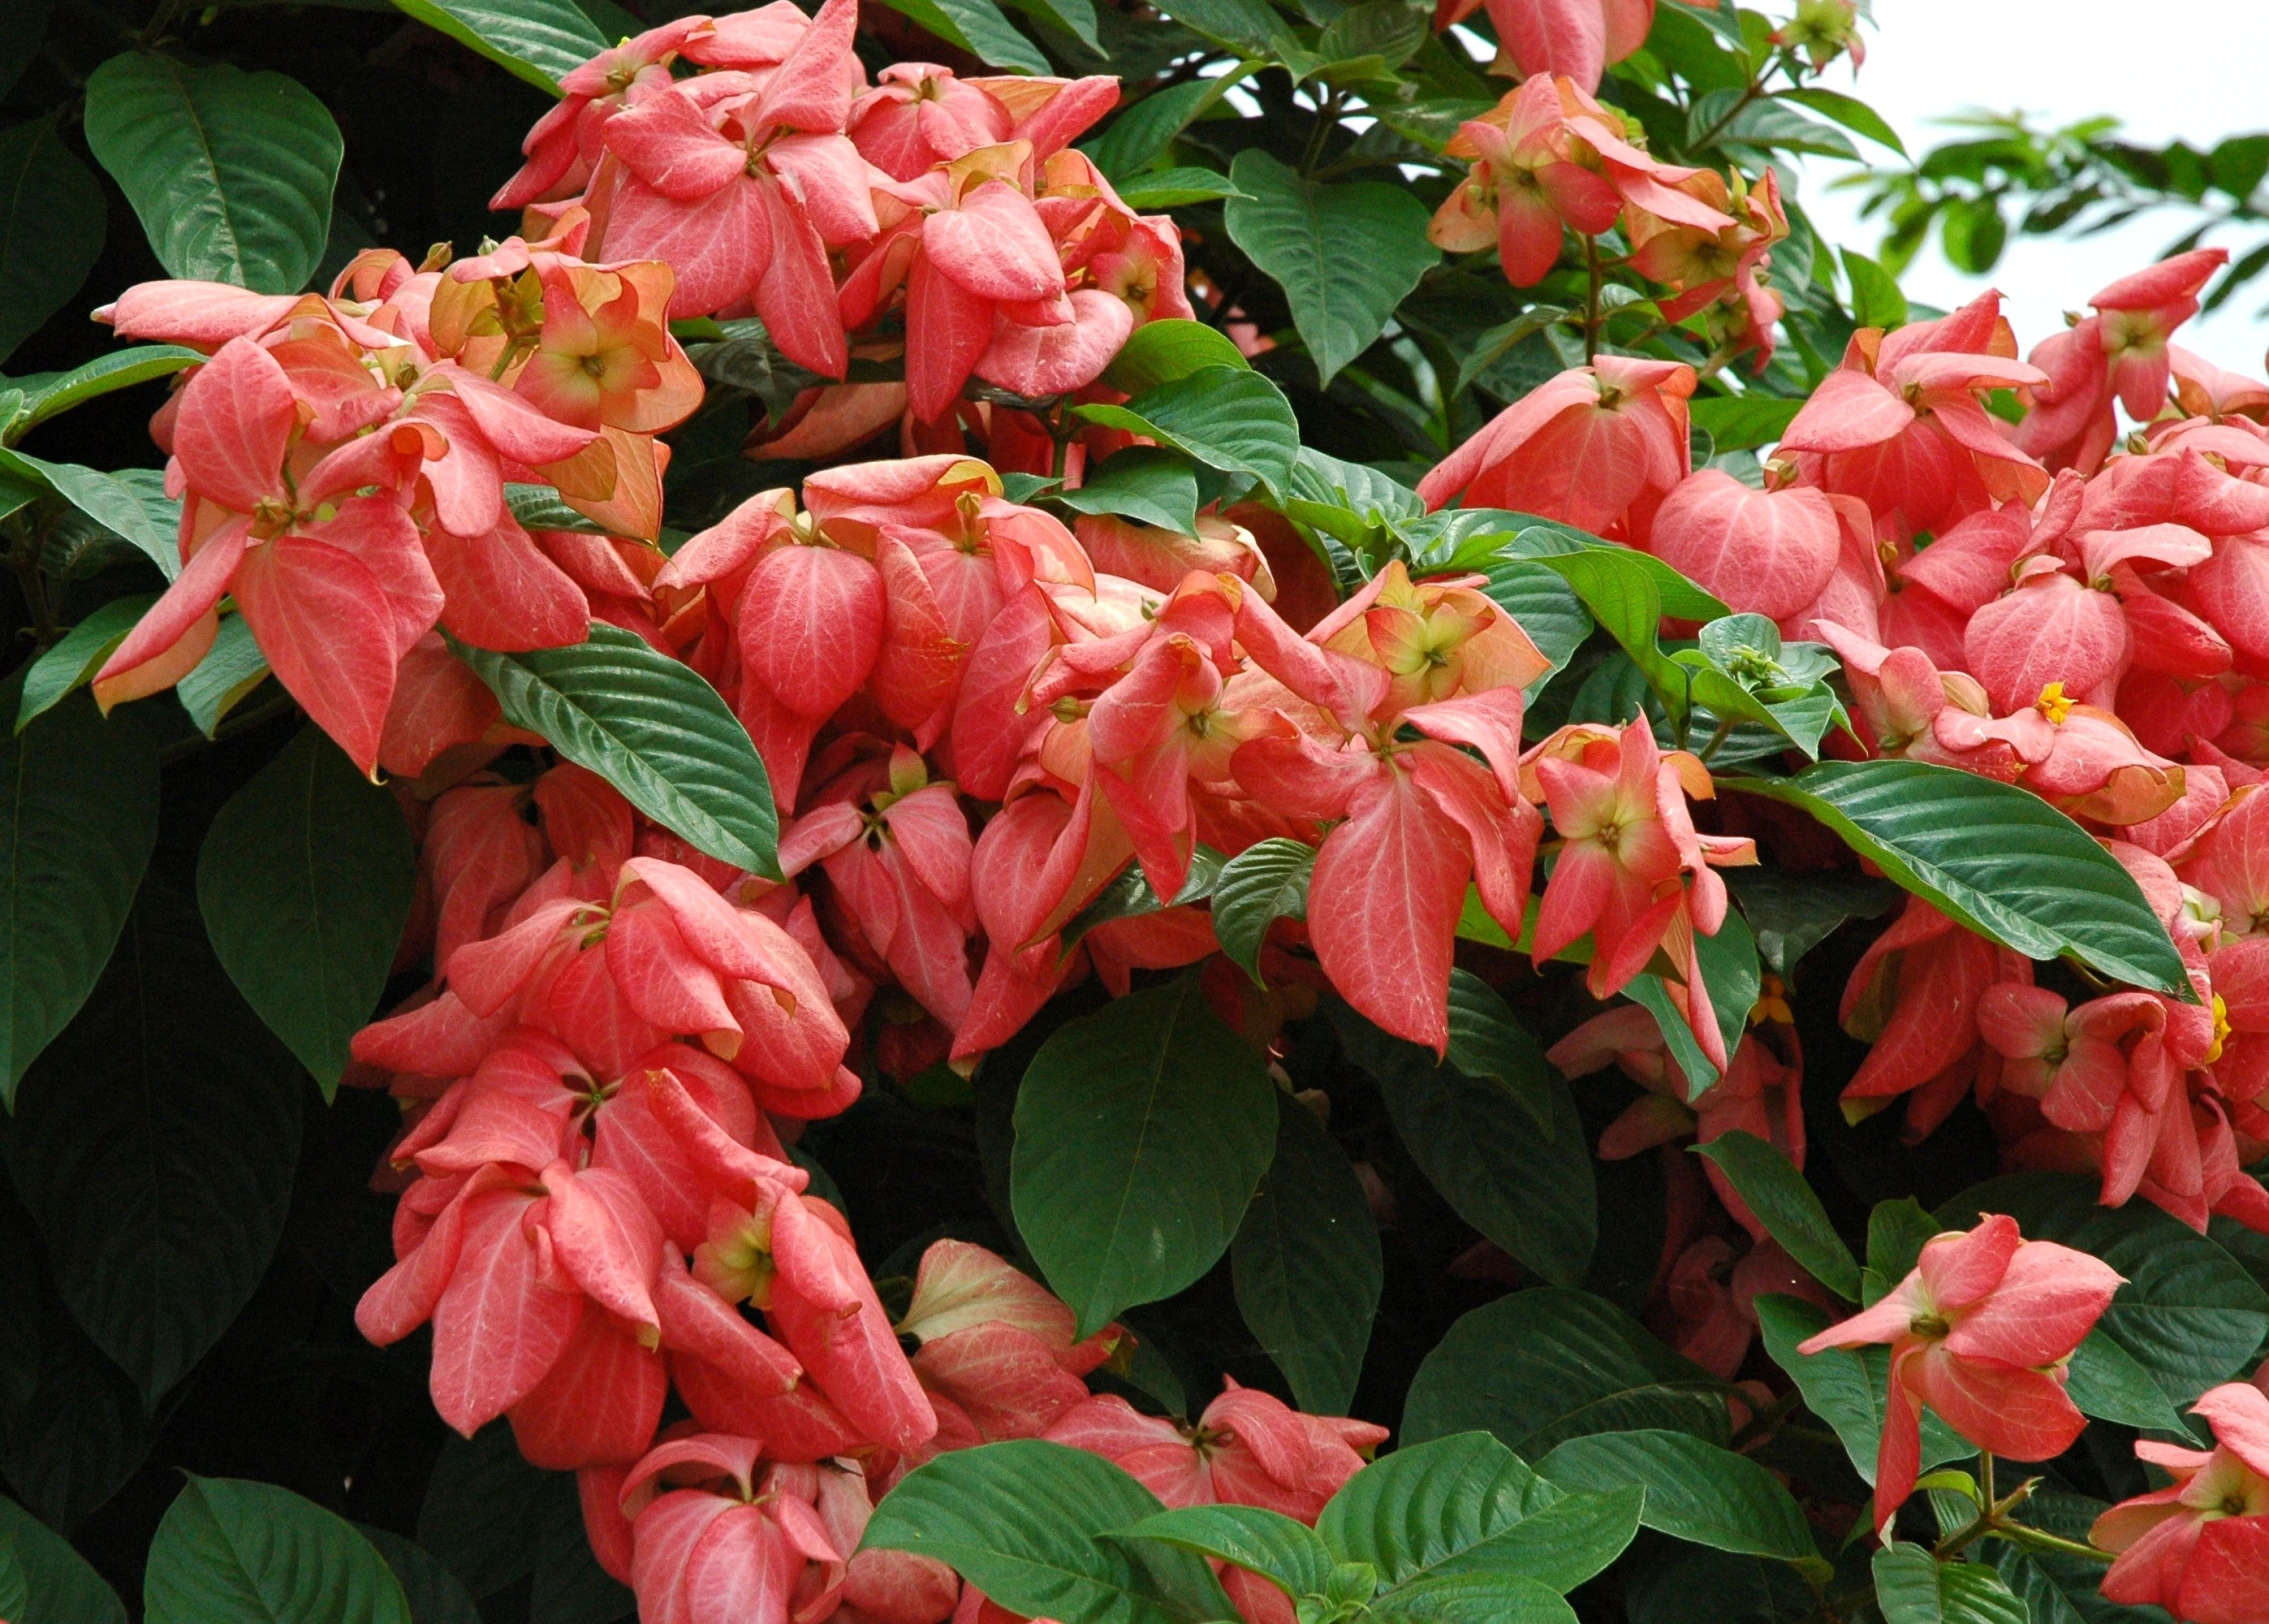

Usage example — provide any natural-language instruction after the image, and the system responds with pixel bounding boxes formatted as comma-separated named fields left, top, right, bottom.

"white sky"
left=1793, top=0, right=2269, bottom=372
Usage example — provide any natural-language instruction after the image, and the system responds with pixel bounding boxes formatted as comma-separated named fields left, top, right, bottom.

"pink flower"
left=2094, top=1383, right=2269, bottom=1624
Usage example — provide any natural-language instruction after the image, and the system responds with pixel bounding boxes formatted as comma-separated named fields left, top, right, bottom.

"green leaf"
left=1114, top=167, right=1252, bottom=210
left=1872, top=1544, right=2028, bottom=1624
left=1842, top=248, right=1910, bottom=330
left=1076, top=368, right=1299, bottom=499
left=0, top=116, right=105, bottom=367
left=0, top=0, right=51, bottom=102
left=0, top=1300, right=151, bottom=1531
left=1402, top=1288, right=1730, bottom=1456
left=1725, top=867, right=1900, bottom=981
left=1112, top=1505, right=1333, bottom=1601
left=1477, top=558, right=1591, bottom=689
left=1629, top=905, right=1762, bottom=1095
left=1442, top=971, right=1557, bottom=1137
left=1939, top=1173, right=2269, bottom=1405
left=1370, top=1572, right=1580, bottom=1622
left=416, top=1425, right=551, bottom=1599
left=1454, top=307, right=1571, bottom=397
left=1055, top=447, right=1202, bottom=536
left=1231, top=1093, right=1382, bottom=1415
left=197, top=725, right=417, bottom=1095
left=1752, top=1296, right=1970, bottom=1487
left=0, top=1494, right=127, bottom=1624
left=0, top=450, right=176, bottom=575
left=1210, top=837, right=1313, bottom=984
left=1687, top=394, right=1804, bottom=453
left=17, top=347, right=204, bottom=438
left=1701, top=96, right=1858, bottom=160
left=385, top=0, right=608, bottom=91
left=1086, top=76, right=1249, bottom=181
left=145, top=1477, right=410, bottom=1624
left=1723, top=761, right=2192, bottom=998
left=456, top=624, right=779, bottom=878
left=1335, top=1001, right=1594, bottom=1286
left=0, top=689, right=158, bottom=1105
left=177, top=614, right=273, bottom=738
left=9, top=882, right=303, bottom=1406
left=14, top=595, right=155, bottom=732
left=1865, top=1197, right=1940, bottom=1305
left=1537, top=1431, right=1817, bottom=1564
left=1151, top=0, right=1309, bottom=64
left=1281, top=447, right=1427, bottom=545
left=863, top=1439, right=1230, bottom=1624
left=1988, top=1488, right=2155, bottom=1624
left=2064, top=1328, right=2195, bottom=1440
left=1317, top=1432, right=1641, bottom=1594
left=1691, top=1131, right=1861, bottom=1300
left=998, top=0, right=1100, bottom=51
left=1101, top=319, right=1254, bottom=394
left=1223, top=150, right=1440, bottom=386
left=1058, top=845, right=1224, bottom=952
left=1012, top=977, right=1278, bottom=1336
left=356, top=1528, right=483, bottom=1624
left=1782, top=87, right=1908, bottom=158
left=505, top=483, right=614, bottom=536
left=867, top=0, right=1049, bottom=72
left=83, top=53, right=342, bottom=293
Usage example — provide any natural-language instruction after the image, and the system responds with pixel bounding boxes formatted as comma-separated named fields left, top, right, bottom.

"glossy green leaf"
left=1058, top=845, right=1223, bottom=952
left=0, top=116, right=104, bottom=367
left=1076, top=368, right=1299, bottom=499
left=1054, top=447, right=1202, bottom=536
left=1086, top=75, right=1248, bottom=180
left=1872, top=1544, right=2028, bottom=1624
left=1232, top=1093, right=1381, bottom=1415
left=1402, top=1288, right=1730, bottom=1456
left=0, top=1493, right=126, bottom=1624
left=1100, top=319, right=1252, bottom=393
left=1987, top=1488, right=2147, bottom=1624
left=0, top=689, right=158, bottom=1105
left=1538, top=1431, right=1817, bottom=1564
left=0, top=449, right=175, bottom=575
left=456, top=624, right=779, bottom=877
left=1753, top=1295, right=1970, bottom=1487
left=1114, top=167, right=1251, bottom=209
left=177, top=614, right=273, bottom=739
left=1210, top=837, right=1314, bottom=984
left=18, top=347, right=204, bottom=437
left=867, top=0, right=1049, bottom=72
left=1012, top=977, right=1277, bottom=1336
left=1686, top=394, right=1804, bottom=453
left=9, top=883, right=303, bottom=1406
left=1454, top=307, right=1571, bottom=397
left=1629, top=906, right=1762, bottom=1096
left=1370, top=1572, right=1579, bottom=1622
left=864, top=1440, right=1230, bottom=1624
left=1940, top=1173, right=2269, bottom=1404
left=14, top=596, right=154, bottom=733
left=1112, top=1505, right=1332, bottom=1602
left=2065, top=1328, right=2195, bottom=1440
left=1724, top=761, right=2191, bottom=997
left=198, top=725, right=417, bottom=1095
left=1443, top=971, right=1557, bottom=1136
left=504, top=483, right=614, bottom=536
left=84, top=53, right=342, bottom=292
left=1477, top=558, right=1592, bottom=688
left=1223, top=150, right=1440, bottom=385
left=1318, top=1432, right=1642, bottom=1594
left=1725, top=867, right=1901, bottom=981
left=1693, top=1131, right=1862, bottom=1300
left=1337, top=1001, right=1594, bottom=1286
left=386, top=0, right=608, bottom=91
left=1784, top=87, right=1908, bottom=158
left=145, top=1477, right=410, bottom=1624
left=1843, top=247, right=1910, bottom=329
left=1864, top=1198, right=1940, bottom=1305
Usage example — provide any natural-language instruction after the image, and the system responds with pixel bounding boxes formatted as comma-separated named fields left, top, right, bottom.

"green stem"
left=1696, top=717, right=1737, bottom=764
left=1298, top=87, right=1344, bottom=178
left=1999, top=1524, right=2116, bottom=1564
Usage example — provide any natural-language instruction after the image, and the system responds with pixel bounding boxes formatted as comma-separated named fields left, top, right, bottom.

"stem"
left=1298, top=87, right=1344, bottom=178
left=1582, top=236, right=1604, bottom=363
left=1696, top=717, right=1737, bottom=764
left=7, top=518, right=55, bottom=650
left=2000, top=1524, right=2116, bottom=1564
left=1048, top=400, right=1076, bottom=483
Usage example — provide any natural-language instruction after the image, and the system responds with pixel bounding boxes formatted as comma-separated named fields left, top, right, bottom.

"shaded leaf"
left=144, top=1476, right=410, bottom=1624
left=1537, top=1430, right=1818, bottom=1564
left=1692, top=1131, right=1861, bottom=1300
left=387, top=0, right=608, bottom=91
left=0, top=117, right=104, bottom=367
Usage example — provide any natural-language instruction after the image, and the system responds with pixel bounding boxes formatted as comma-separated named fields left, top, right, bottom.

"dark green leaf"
left=1692, top=1131, right=1861, bottom=1300
left=1086, top=77, right=1247, bottom=181
left=197, top=725, right=417, bottom=1094
left=387, top=0, right=609, bottom=91
left=357, top=1527, right=482, bottom=1624
left=0, top=450, right=176, bottom=575
left=1338, top=1001, right=1594, bottom=1285
left=1210, top=837, right=1313, bottom=984
left=868, top=0, right=1049, bottom=72
left=1686, top=394, right=1804, bottom=453
left=1076, top=368, right=1299, bottom=499
left=1537, top=1431, right=1817, bottom=1564
left=863, top=1440, right=1230, bottom=1624
left=416, top=1426, right=551, bottom=1599
left=1317, top=1432, right=1641, bottom=1594
left=1059, top=845, right=1223, bottom=951
left=1370, top=1572, right=1579, bottom=1622
left=1725, top=867, right=1900, bottom=981
left=9, top=883, right=303, bottom=1405
left=1453, top=307, right=1571, bottom=398
left=1628, top=905, right=1761, bottom=1096
left=1232, top=1093, right=1381, bottom=1415
left=456, top=624, right=779, bottom=877
left=144, top=1477, right=410, bottom=1624
left=0, top=1303, right=150, bottom=1530
left=0, top=1493, right=126, bottom=1624
left=1223, top=150, right=1440, bottom=386
left=505, top=483, right=614, bottom=536
left=1872, top=1544, right=2028, bottom=1624
left=83, top=53, right=342, bottom=293
left=2065, top=1328, right=2195, bottom=1440
left=0, top=0, right=50, bottom=102
left=1989, top=1488, right=2161, bottom=1624
left=14, top=596, right=154, bottom=733
left=0, top=117, right=104, bottom=367
left=178, top=614, right=274, bottom=738
left=1012, top=978, right=1278, bottom=1336
left=0, top=690, right=158, bottom=1104
left=1100, top=320, right=1253, bottom=394
left=1723, top=761, right=2192, bottom=997
left=1841, top=247, right=1910, bottom=330
left=1112, top=1505, right=1332, bottom=1601
left=1055, top=448, right=1202, bottom=536
left=1477, top=558, right=1591, bottom=688
left=1402, top=1288, right=1730, bottom=1456
left=18, top=347, right=204, bottom=437
left=1865, top=1198, right=1940, bottom=1305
